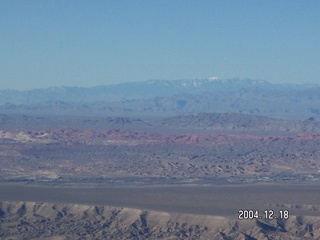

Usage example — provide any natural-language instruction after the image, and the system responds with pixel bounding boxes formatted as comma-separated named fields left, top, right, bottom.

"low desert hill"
left=1, top=112, right=320, bottom=133
left=156, top=113, right=320, bottom=133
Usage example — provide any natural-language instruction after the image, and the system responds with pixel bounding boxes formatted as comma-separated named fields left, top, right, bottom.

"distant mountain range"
left=1, top=79, right=319, bottom=120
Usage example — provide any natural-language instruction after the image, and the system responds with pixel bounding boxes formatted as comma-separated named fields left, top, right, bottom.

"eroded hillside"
left=0, top=201, right=319, bottom=240
left=0, top=122, right=320, bottom=182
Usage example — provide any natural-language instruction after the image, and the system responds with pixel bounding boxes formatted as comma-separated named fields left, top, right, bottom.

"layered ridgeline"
left=1, top=79, right=319, bottom=119
left=0, top=201, right=319, bottom=240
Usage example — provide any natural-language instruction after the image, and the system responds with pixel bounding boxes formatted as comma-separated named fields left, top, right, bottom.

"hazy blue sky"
left=1, top=0, right=319, bottom=90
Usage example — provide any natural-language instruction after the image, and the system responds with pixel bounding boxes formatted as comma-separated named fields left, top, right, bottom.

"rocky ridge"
left=0, top=201, right=319, bottom=240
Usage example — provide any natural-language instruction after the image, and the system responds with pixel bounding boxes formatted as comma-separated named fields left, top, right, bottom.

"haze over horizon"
left=1, top=77, right=319, bottom=92
left=1, top=0, right=319, bottom=90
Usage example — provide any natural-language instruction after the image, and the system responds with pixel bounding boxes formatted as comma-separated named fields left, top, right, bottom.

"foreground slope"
left=0, top=201, right=319, bottom=240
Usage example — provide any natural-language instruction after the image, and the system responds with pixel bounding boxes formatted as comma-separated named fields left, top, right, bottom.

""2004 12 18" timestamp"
left=238, top=209, right=289, bottom=220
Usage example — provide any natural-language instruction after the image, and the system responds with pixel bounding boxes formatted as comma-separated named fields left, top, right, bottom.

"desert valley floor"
left=1, top=112, right=320, bottom=239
